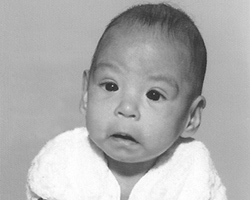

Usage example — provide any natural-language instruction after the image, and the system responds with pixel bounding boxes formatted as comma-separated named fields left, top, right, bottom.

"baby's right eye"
left=100, top=82, right=119, bottom=92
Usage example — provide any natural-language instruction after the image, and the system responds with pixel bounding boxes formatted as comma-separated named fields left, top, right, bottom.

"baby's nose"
left=114, top=99, right=140, bottom=121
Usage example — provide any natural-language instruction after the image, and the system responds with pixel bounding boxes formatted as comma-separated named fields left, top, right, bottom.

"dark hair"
left=90, top=3, right=207, bottom=96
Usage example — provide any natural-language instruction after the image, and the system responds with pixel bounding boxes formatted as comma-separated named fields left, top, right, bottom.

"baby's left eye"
left=146, top=90, right=165, bottom=101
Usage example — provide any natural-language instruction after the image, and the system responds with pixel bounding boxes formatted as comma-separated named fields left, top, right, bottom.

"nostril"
left=117, top=111, right=123, bottom=116
left=129, top=114, right=136, bottom=118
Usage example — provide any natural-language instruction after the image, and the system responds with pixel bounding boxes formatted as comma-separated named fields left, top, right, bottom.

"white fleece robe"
left=27, top=127, right=227, bottom=200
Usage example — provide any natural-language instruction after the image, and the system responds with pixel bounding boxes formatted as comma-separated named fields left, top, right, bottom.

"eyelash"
left=99, top=82, right=166, bottom=101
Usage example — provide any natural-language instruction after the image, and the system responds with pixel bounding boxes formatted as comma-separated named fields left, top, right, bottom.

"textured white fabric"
left=27, top=127, right=227, bottom=200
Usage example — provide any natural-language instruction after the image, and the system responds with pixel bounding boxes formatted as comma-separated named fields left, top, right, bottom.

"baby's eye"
left=100, top=82, right=119, bottom=92
left=146, top=90, right=165, bottom=101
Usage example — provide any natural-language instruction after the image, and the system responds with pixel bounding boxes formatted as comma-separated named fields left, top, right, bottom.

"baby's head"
left=90, top=3, right=207, bottom=99
left=81, top=3, right=207, bottom=164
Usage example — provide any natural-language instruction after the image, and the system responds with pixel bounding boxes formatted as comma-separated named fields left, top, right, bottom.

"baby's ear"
left=80, top=70, right=89, bottom=113
left=183, top=95, right=206, bottom=137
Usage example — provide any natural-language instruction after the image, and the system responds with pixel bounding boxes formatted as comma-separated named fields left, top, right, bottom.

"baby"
left=27, top=3, right=227, bottom=200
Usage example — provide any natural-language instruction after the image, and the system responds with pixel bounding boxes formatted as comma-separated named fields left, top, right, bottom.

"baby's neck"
left=107, top=157, right=156, bottom=176
left=106, top=156, right=157, bottom=200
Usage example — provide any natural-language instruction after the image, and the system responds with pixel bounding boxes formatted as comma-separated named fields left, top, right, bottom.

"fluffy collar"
left=27, top=127, right=226, bottom=200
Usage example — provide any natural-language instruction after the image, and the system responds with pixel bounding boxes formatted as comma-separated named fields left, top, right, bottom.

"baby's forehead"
left=101, top=24, right=191, bottom=57
left=96, top=33, right=191, bottom=76
left=92, top=24, right=193, bottom=81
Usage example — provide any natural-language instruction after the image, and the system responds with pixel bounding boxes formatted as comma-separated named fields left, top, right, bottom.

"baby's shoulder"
left=32, top=127, right=89, bottom=162
left=27, top=127, right=105, bottom=199
left=44, top=127, right=89, bottom=149
left=174, top=138, right=213, bottom=168
left=175, top=139, right=226, bottom=199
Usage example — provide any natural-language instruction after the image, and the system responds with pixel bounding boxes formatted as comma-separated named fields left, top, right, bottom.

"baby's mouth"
left=111, top=133, right=138, bottom=143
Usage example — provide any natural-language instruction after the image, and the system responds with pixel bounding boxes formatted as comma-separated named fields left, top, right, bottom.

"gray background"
left=1, top=0, right=249, bottom=199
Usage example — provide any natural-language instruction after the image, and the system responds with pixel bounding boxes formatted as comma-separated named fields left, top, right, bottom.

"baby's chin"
left=104, top=149, right=162, bottom=167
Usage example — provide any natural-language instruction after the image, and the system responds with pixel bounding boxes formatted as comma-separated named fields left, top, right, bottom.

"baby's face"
left=85, top=30, right=193, bottom=163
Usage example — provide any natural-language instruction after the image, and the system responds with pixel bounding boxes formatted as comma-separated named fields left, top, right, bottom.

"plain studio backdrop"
left=1, top=0, right=249, bottom=199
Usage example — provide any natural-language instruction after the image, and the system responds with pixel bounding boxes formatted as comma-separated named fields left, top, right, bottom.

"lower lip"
left=109, top=135, right=139, bottom=147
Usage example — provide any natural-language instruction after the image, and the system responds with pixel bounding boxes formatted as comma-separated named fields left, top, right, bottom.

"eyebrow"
left=149, top=74, right=179, bottom=91
left=95, top=62, right=122, bottom=73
